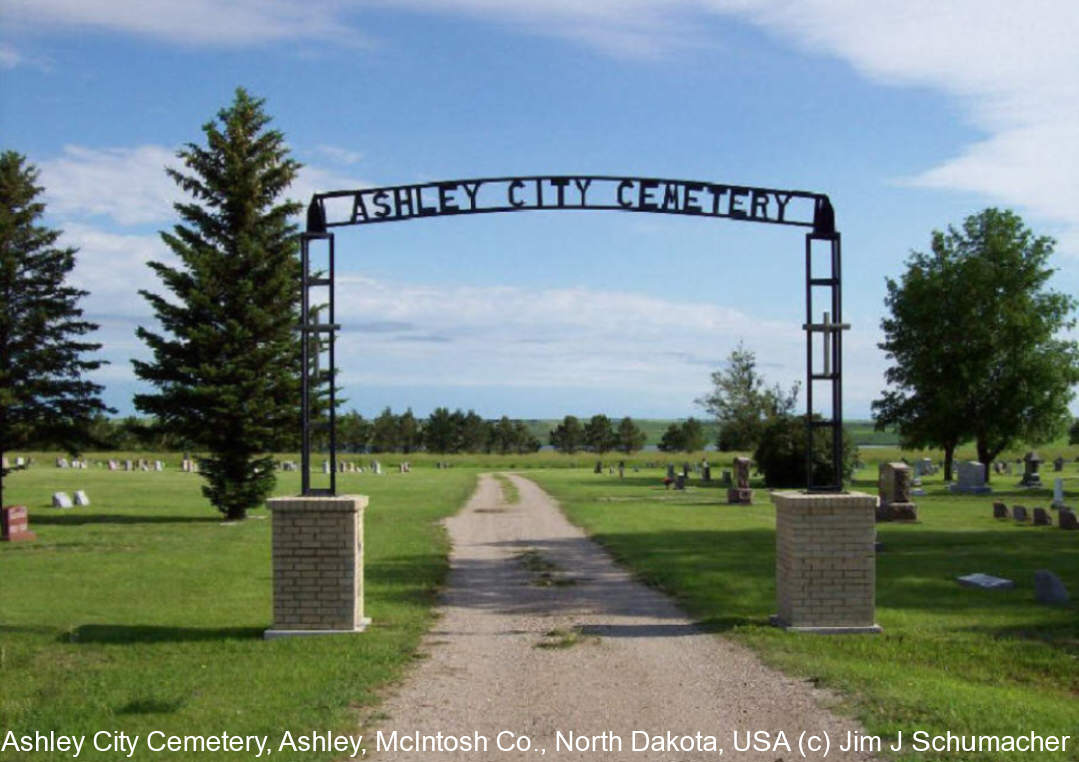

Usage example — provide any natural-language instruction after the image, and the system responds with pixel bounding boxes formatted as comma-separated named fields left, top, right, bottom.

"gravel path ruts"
left=364, top=473, right=878, bottom=761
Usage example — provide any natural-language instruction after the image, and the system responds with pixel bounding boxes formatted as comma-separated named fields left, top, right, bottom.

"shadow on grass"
left=64, top=624, right=264, bottom=644
left=31, top=513, right=222, bottom=527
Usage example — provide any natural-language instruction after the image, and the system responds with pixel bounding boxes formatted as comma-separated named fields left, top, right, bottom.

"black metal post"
left=299, top=231, right=338, bottom=496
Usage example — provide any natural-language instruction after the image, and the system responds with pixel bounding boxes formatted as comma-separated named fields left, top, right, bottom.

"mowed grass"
left=527, top=466, right=1079, bottom=762
left=0, top=464, right=479, bottom=762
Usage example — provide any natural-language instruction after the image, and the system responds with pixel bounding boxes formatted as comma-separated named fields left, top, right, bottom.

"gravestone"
left=1052, top=478, right=1065, bottom=508
left=15, top=457, right=25, bottom=467
left=124, top=460, right=133, bottom=472
left=992, top=502, right=1009, bottom=519
left=52, top=492, right=73, bottom=509
left=1058, top=508, right=1078, bottom=530
left=702, top=464, right=711, bottom=482
left=1020, top=451, right=1043, bottom=487
left=877, top=462, right=917, bottom=521
left=108, top=460, right=118, bottom=471
left=721, top=469, right=732, bottom=486
left=727, top=457, right=753, bottom=504
left=0, top=456, right=8, bottom=469
left=594, top=461, right=602, bottom=474
left=1032, top=507, right=1052, bottom=526
left=666, top=464, right=676, bottom=480
left=1012, top=505, right=1029, bottom=522
left=1034, top=570, right=1069, bottom=605
left=56, top=457, right=69, bottom=468
left=73, top=490, right=90, bottom=507
left=1, top=505, right=36, bottom=542
left=957, top=573, right=1014, bottom=590
left=950, top=461, right=991, bottom=494
left=1053, top=456, right=1064, bottom=472
left=674, top=474, right=686, bottom=490
left=618, top=461, right=625, bottom=479
left=373, top=461, right=382, bottom=475
left=155, top=461, right=164, bottom=471
left=682, top=463, right=690, bottom=478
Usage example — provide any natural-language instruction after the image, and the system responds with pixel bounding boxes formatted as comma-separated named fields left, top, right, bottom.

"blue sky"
left=2, top=1, right=1077, bottom=421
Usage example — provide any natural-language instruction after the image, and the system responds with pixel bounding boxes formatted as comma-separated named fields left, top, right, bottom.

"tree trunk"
left=944, top=444, right=955, bottom=482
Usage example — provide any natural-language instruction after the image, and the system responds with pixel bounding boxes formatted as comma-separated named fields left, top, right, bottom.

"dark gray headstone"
left=1032, top=507, right=1052, bottom=526
left=1012, top=505, right=1028, bottom=522
left=1059, top=508, right=1077, bottom=530
left=992, top=502, right=1008, bottom=519
left=1033, top=570, right=1069, bottom=604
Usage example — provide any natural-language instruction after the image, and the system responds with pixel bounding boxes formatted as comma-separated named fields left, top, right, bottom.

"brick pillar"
left=264, top=495, right=370, bottom=639
left=771, top=491, right=881, bottom=634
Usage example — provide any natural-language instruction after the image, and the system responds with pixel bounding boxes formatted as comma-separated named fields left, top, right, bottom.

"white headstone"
left=155, top=461, right=164, bottom=471
left=52, top=492, right=73, bottom=509
left=373, top=461, right=382, bottom=475
left=1, top=456, right=8, bottom=469
left=74, top=490, right=90, bottom=506
left=57, top=457, right=69, bottom=468
left=108, top=460, right=118, bottom=471
left=1053, top=478, right=1065, bottom=508
left=957, top=573, right=1014, bottom=590
left=322, top=461, right=331, bottom=474
left=15, top=457, right=25, bottom=467
left=125, top=460, right=133, bottom=471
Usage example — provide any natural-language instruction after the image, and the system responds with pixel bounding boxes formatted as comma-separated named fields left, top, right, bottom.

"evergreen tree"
left=657, top=423, right=685, bottom=452
left=132, top=89, right=302, bottom=520
left=549, top=415, right=583, bottom=453
left=584, top=414, right=616, bottom=453
left=369, top=407, right=400, bottom=453
left=615, top=416, right=647, bottom=453
left=0, top=151, right=109, bottom=499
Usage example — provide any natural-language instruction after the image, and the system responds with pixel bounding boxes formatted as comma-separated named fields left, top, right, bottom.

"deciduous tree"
left=874, top=209, right=1079, bottom=481
left=697, top=342, right=798, bottom=451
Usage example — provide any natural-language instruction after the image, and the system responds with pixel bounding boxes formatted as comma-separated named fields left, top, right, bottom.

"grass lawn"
left=527, top=466, right=1079, bottom=762
left=0, top=463, right=479, bottom=761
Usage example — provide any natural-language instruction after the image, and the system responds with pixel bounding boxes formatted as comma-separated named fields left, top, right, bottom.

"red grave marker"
left=1, top=505, right=37, bottom=542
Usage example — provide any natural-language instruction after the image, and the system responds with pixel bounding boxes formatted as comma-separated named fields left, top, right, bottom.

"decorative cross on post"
left=803, top=311, right=851, bottom=376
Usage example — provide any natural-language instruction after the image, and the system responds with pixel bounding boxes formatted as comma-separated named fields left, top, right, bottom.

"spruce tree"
left=0, top=151, right=109, bottom=501
left=133, top=89, right=302, bottom=520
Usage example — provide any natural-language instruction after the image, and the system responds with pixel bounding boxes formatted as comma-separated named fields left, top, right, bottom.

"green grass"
left=0, top=464, right=479, bottom=762
left=493, top=472, right=520, bottom=504
left=527, top=466, right=1079, bottom=762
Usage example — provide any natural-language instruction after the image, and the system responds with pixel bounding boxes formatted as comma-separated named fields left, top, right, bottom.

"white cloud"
left=313, top=145, right=365, bottom=165
left=16, top=2, right=1079, bottom=249
left=1, top=0, right=344, bottom=47
left=39, top=143, right=366, bottom=226
left=706, top=0, right=1079, bottom=253
left=40, top=145, right=183, bottom=225
left=60, top=224, right=175, bottom=318
left=0, top=43, right=21, bottom=68
left=330, top=274, right=881, bottom=415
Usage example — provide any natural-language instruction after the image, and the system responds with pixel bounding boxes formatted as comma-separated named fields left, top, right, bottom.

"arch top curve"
left=306, top=174, right=836, bottom=235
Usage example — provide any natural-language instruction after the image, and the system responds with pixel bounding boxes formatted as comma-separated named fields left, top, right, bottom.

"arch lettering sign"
left=299, top=175, right=845, bottom=495
left=306, top=175, right=833, bottom=233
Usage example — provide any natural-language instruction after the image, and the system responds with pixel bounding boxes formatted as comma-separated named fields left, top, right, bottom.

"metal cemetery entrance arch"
left=299, top=175, right=846, bottom=495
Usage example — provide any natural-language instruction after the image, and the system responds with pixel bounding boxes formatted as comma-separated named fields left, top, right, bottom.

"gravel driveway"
left=364, top=473, right=879, bottom=761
